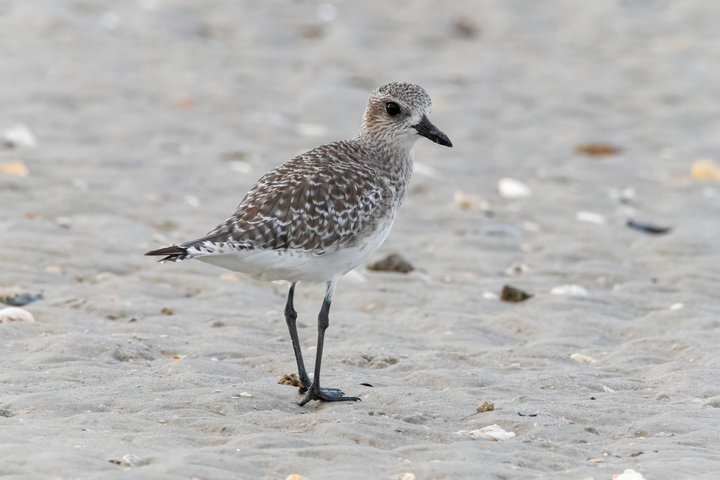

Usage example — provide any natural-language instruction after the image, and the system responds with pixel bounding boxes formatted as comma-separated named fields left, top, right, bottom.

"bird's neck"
left=356, top=135, right=415, bottom=187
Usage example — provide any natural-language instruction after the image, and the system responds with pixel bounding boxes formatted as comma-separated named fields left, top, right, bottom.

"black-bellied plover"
left=146, top=82, right=452, bottom=405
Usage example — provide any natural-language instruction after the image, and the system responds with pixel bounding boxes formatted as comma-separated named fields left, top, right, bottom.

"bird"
left=146, top=82, right=452, bottom=405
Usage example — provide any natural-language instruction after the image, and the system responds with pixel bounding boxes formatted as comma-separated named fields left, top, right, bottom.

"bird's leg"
left=284, top=282, right=311, bottom=392
left=298, top=280, right=360, bottom=406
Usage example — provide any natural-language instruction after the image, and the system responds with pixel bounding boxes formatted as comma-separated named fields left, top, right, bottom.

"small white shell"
left=498, top=177, right=531, bottom=198
left=0, top=307, right=35, bottom=323
left=3, top=123, right=37, bottom=148
left=570, top=353, right=597, bottom=364
left=392, top=474, right=416, bottom=480
left=550, top=284, right=588, bottom=296
left=460, top=424, right=516, bottom=441
left=575, top=211, right=606, bottom=225
left=613, top=468, right=646, bottom=480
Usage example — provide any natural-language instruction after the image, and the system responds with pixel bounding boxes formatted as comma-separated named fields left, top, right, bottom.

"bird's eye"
left=385, top=102, right=401, bottom=116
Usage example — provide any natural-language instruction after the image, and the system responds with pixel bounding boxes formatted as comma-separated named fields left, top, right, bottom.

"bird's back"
left=178, top=139, right=402, bottom=262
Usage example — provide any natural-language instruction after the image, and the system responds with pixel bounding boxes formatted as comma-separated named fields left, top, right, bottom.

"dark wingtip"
left=145, top=245, right=185, bottom=257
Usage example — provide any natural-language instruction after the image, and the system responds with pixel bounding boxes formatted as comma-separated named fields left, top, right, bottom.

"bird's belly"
left=196, top=216, right=395, bottom=283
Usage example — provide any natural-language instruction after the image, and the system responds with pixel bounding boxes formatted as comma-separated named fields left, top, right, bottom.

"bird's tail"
left=145, top=245, right=190, bottom=262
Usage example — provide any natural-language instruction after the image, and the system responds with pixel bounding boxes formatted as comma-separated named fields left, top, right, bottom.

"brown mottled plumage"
left=146, top=82, right=452, bottom=405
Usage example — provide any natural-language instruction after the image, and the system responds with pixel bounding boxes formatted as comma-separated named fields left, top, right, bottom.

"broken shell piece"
left=498, top=177, right=531, bottom=198
left=505, top=262, right=530, bottom=276
left=461, top=424, right=516, bottom=441
left=613, top=469, right=646, bottom=480
left=3, top=124, right=37, bottom=148
left=691, top=159, right=720, bottom=180
left=482, top=291, right=499, bottom=300
left=0, top=307, right=35, bottom=323
left=570, top=353, right=597, bottom=364
left=550, top=284, right=588, bottom=296
left=576, top=211, right=606, bottom=225
left=0, top=291, right=43, bottom=306
left=391, top=474, right=415, bottom=480
left=574, top=143, right=622, bottom=156
left=286, top=475, right=309, bottom=480
left=0, top=160, right=29, bottom=177
left=453, top=191, right=490, bottom=211
left=626, top=219, right=672, bottom=235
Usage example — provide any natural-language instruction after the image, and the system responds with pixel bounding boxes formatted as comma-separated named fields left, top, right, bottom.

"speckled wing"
left=185, top=141, right=386, bottom=256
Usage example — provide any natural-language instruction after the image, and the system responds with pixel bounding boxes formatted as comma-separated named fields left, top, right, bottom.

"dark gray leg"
left=298, top=280, right=360, bottom=406
left=284, top=282, right=311, bottom=391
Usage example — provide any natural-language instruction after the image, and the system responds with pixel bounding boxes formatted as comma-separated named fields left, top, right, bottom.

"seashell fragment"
left=691, top=159, right=720, bottom=180
left=461, top=424, right=516, bottom=441
left=0, top=160, right=29, bottom=177
left=498, top=177, right=531, bottom=198
left=454, top=191, right=490, bottom=211
left=392, top=473, right=415, bottom=480
left=0, top=307, right=35, bottom=323
left=550, top=284, right=588, bottom=296
left=0, top=291, right=42, bottom=306
left=570, top=353, right=597, bottom=364
left=3, top=123, right=37, bottom=148
left=613, top=469, right=646, bottom=480
left=576, top=211, right=606, bottom=225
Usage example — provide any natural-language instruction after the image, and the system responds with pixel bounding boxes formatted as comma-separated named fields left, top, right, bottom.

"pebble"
left=0, top=307, right=35, bottom=323
left=498, top=177, right=531, bottom=198
left=367, top=254, right=414, bottom=273
left=500, top=285, right=532, bottom=303
left=477, top=401, right=494, bottom=413
left=550, top=284, right=588, bottom=296
left=286, top=475, right=308, bottom=480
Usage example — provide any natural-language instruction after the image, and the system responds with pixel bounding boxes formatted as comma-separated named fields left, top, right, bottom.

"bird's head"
left=360, top=82, right=452, bottom=150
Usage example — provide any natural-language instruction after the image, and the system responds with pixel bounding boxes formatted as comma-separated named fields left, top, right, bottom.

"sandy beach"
left=2, top=1, right=720, bottom=478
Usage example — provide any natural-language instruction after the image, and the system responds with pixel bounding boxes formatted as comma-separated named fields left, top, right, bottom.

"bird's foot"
left=297, top=384, right=361, bottom=406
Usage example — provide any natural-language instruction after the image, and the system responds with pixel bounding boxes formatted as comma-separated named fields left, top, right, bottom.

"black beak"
left=413, top=115, right=452, bottom=147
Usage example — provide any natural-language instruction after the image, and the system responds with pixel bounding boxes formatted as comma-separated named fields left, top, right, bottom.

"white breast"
left=196, top=213, right=396, bottom=283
